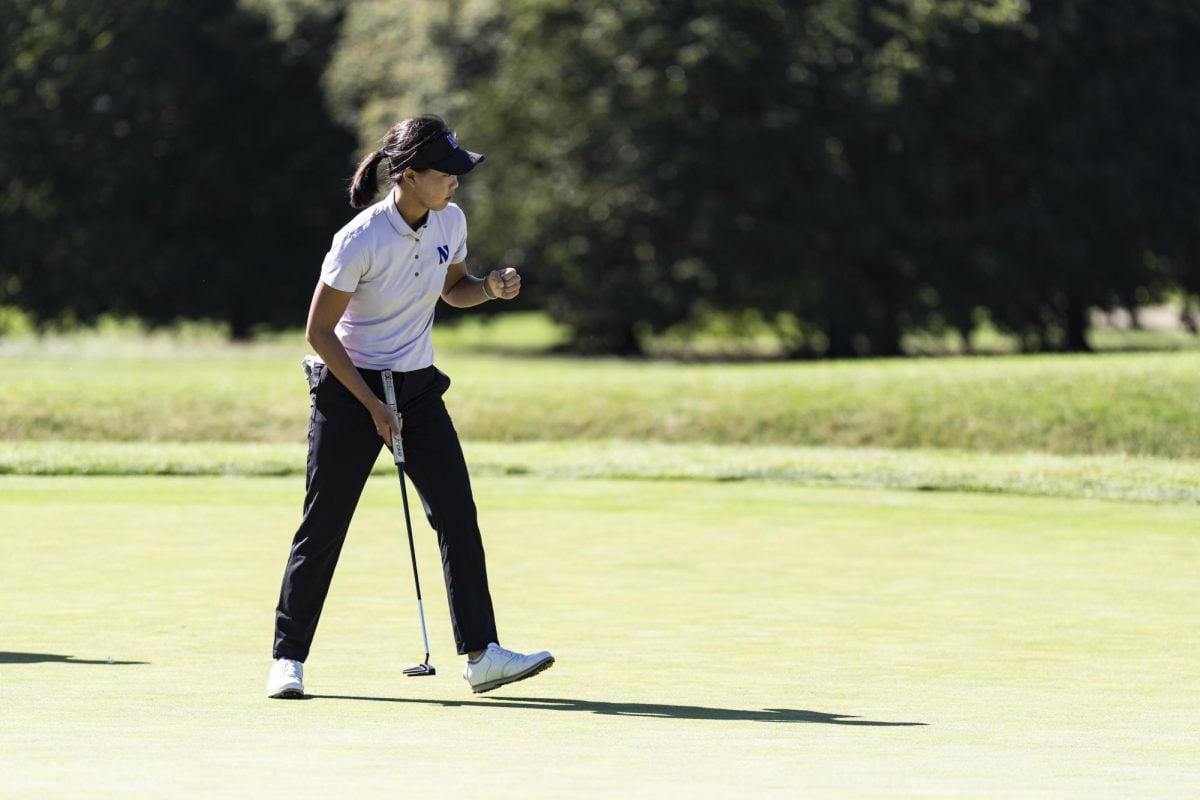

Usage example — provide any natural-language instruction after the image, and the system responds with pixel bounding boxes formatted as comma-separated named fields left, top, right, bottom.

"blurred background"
left=2, top=0, right=1198, bottom=358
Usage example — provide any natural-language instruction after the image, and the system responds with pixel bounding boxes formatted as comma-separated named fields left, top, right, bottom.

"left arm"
left=441, top=262, right=521, bottom=308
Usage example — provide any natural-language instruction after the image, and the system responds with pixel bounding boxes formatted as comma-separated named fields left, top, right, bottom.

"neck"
left=393, top=190, right=429, bottom=230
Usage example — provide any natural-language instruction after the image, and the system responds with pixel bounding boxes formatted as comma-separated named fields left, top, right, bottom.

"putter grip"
left=380, top=369, right=405, bottom=465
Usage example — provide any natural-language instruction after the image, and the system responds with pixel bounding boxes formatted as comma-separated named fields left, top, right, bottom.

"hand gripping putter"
left=381, top=370, right=435, bottom=677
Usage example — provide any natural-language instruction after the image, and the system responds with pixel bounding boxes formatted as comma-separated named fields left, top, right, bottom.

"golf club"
left=381, top=369, right=435, bottom=677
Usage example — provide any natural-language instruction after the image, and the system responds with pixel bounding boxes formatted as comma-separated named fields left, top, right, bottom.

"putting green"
left=1, top=475, right=1196, bottom=797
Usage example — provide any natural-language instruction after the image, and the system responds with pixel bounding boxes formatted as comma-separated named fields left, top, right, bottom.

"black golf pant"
left=273, top=362, right=498, bottom=662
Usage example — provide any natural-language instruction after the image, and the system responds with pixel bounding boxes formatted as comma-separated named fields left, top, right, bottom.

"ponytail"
left=348, top=149, right=384, bottom=209
left=347, top=115, right=452, bottom=208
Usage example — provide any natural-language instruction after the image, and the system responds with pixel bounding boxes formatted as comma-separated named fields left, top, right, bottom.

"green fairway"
left=2, top=324, right=1197, bottom=796
left=2, top=474, right=1196, bottom=798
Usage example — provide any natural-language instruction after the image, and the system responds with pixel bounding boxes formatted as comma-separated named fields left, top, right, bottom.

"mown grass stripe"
left=2, top=440, right=1197, bottom=505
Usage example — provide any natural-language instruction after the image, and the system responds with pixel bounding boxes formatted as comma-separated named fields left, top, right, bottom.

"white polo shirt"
left=318, top=189, right=468, bottom=371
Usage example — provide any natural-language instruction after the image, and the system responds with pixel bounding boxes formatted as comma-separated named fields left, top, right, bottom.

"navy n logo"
left=437, top=245, right=450, bottom=264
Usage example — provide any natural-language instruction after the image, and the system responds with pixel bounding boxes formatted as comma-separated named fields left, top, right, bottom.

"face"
left=405, top=169, right=459, bottom=211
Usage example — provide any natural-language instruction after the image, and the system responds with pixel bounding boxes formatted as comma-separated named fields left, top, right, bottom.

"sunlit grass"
left=1, top=475, right=1196, bottom=797
left=2, top=318, right=1199, bottom=456
left=2, top=440, right=1198, bottom=505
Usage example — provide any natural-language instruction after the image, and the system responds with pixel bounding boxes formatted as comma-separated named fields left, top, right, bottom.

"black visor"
left=409, top=133, right=484, bottom=175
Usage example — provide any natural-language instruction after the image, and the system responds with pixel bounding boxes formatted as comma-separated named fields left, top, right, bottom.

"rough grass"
left=2, top=475, right=1196, bottom=798
left=1, top=314, right=1199, bottom=457
left=3, top=440, right=1199, bottom=504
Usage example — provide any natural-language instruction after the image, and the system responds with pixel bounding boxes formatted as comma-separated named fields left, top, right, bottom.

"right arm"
left=305, top=280, right=402, bottom=443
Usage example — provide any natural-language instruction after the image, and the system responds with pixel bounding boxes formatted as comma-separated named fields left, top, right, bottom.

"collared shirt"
left=319, top=189, right=468, bottom=371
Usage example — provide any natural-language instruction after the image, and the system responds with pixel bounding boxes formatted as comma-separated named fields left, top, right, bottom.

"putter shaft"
left=382, top=370, right=435, bottom=677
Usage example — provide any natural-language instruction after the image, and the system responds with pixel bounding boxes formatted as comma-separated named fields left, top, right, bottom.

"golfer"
left=268, top=115, right=553, bottom=698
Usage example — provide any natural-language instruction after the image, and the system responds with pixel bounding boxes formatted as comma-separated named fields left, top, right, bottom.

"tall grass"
left=1, top=313, right=1198, bottom=457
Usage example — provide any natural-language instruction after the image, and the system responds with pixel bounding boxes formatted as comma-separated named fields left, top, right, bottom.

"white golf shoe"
left=464, top=643, right=554, bottom=694
left=267, top=658, right=304, bottom=699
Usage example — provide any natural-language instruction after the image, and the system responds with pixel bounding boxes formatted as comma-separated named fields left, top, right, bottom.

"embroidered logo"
left=437, top=245, right=450, bottom=264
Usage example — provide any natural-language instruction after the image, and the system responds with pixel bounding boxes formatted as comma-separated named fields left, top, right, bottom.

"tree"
left=894, top=0, right=1200, bottom=351
left=459, top=0, right=835, bottom=354
left=453, top=0, right=1200, bottom=355
left=0, top=0, right=356, bottom=337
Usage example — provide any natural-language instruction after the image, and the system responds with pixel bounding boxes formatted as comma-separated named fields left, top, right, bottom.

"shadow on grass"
left=310, top=695, right=926, bottom=726
left=0, top=652, right=146, bottom=665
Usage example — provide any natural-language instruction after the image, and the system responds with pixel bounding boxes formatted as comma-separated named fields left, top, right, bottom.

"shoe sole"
left=268, top=686, right=305, bottom=700
left=471, top=656, right=555, bottom=694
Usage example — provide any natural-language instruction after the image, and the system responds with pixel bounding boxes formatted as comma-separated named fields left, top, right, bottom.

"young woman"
left=268, top=115, right=553, bottom=698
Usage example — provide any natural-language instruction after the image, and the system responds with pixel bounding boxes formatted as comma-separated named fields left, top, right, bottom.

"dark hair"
left=348, top=115, right=452, bottom=208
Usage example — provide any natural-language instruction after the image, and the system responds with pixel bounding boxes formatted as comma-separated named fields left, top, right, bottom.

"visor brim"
left=428, top=148, right=485, bottom=176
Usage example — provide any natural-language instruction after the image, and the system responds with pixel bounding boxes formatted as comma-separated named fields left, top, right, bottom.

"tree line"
left=2, top=0, right=1198, bottom=355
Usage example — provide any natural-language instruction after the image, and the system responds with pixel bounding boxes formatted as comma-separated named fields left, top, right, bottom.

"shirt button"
left=415, top=271, right=420, bottom=276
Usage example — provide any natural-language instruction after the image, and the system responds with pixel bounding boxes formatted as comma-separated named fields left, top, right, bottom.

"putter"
left=381, top=370, right=436, bottom=677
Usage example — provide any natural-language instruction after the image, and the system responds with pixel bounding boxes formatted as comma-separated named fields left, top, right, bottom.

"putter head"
left=403, top=663, right=436, bottom=677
